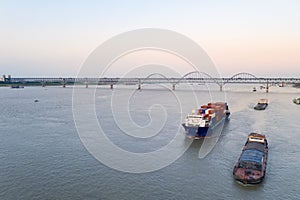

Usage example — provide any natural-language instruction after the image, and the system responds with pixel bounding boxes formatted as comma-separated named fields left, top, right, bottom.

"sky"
left=0, top=0, right=300, bottom=77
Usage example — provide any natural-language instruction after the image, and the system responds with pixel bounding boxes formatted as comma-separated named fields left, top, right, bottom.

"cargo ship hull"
left=182, top=126, right=209, bottom=138
left=182, top=116, right=228, bottom=138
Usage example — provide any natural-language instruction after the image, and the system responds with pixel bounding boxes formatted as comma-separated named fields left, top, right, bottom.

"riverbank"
left=0, top=82, right=79, bottom=87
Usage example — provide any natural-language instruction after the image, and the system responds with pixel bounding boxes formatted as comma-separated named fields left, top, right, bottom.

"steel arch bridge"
left=6, top=71, right=300, bottom=92
left=175, top=71, right=222, bottom=86
left=140, top=73, right=171, bottom=84
left=230, top=72, right=257, bottom=79
left=138, top=71, right=224, bottom=90
left=137, top=71, right=300, bottom=91
left=223, top=72, right=261, bottom=84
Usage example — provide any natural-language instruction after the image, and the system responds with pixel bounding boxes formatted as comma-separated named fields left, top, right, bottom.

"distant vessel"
left=253, top=87, right=257, bottom=92
left=10, top=85, right=24, bottom=89
left=182, top=102, right=230, bottom=139
left=233, top=133, right=268, bottom=185
left=293, top=98, right=300, bottom=105
left=254, top=99, right=268, bottom=110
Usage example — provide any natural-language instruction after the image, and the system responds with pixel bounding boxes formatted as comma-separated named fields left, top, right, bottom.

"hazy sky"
left=1, top=0, right=300, bottom=77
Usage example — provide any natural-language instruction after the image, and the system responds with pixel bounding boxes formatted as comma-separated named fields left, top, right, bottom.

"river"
left=0, top=85, right=299, bottom=199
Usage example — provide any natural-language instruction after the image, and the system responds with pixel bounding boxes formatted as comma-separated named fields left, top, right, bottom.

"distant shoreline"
left=0, top=82, right=90, bottom=87
left=0, top=82, right=65, bottom=87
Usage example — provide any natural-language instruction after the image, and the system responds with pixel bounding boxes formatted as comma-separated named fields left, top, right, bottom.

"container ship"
left=233, top=133, right=268, bottom=185
left=182, top=102, right=230, bottom=139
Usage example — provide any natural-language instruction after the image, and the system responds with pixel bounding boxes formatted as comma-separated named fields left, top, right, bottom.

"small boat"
left=233, top=133, right=268, bottom=185
left=254, top=99, right=268, bottom=110
left=293, top=98, right=300, bottom=105
left=182, top=102, right=230, bottom=138
left=10, top=85, right=24, bottom=89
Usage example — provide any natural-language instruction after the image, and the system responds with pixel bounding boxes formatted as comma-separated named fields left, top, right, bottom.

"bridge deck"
left=4, top=77, right=300, bottom=85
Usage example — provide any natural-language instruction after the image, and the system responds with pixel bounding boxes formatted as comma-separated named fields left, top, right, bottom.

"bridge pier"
left=85, top=82, right=88, bottom=88
left=219, top=84, right=223, bottom=92
left=137, top=79, right=141, bottom=90
left=42, top=82, right=45, bottom=87
left=110, top=84, right=114, bottom=89
left=62, top=79, right=66, bottom=88
left=266, top=82, right=269, bottom=93
left=172, top=84, right=175, bottom=90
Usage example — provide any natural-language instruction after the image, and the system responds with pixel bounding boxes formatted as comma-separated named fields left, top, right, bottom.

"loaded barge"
left=233, top=133, right=268, bottom=185
left=254, top=99, right=268, bottom=110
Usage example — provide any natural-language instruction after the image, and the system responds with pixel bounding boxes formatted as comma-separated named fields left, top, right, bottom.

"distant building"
left=1, top=75, right=5, bottom=82
left=0, top=75, right=11, bottom=82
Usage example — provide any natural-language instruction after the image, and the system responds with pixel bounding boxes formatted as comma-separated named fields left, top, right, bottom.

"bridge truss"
left=6, top=72, right=300, bottom=91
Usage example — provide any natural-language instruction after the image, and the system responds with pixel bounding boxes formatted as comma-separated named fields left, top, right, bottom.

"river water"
left=0, top=85, right=300, bottom=200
